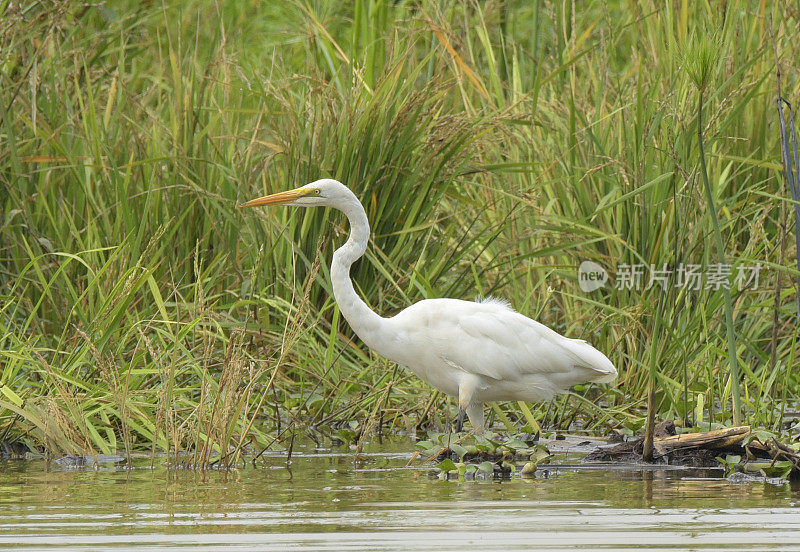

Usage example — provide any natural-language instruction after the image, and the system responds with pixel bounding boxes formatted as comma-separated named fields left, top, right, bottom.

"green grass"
left=1, top=0, right=799, bottom=464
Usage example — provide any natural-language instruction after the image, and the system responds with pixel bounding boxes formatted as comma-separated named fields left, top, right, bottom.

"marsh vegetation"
left=1, top=0, right=799, bottom=466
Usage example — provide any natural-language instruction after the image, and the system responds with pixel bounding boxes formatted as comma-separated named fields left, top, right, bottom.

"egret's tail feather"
left=568, top=339, right=617, bottom=384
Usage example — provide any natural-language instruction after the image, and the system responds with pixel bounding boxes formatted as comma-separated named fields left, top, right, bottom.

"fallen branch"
left=586, top=422, right=752, bottom=466
left=652, top=425, right=750, bottom=456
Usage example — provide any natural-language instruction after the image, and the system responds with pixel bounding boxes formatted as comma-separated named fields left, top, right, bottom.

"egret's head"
left=242, top=179, right=352, bottom=209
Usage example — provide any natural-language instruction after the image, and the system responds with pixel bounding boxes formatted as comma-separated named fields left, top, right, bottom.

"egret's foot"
left=455, top=407, right=466, bottom=433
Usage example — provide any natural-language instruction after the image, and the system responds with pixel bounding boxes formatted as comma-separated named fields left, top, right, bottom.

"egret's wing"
left=433, top=306, right=615, bottom=384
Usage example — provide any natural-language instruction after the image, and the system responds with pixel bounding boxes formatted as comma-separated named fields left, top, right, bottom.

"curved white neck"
left=330, top=196, right=384, bottom=343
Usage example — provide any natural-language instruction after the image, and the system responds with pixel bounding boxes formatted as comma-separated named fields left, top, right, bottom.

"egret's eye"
left=314, top=189, right=321, bottom=195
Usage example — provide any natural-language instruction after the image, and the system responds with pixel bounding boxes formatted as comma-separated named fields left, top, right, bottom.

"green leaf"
left=760, top=461, right=793, bottom=479
left=475, top=434, right=499, bottom=452
left=516, top=401, right=542, bottom=434
left=725, top=454, right=741, bottom=465
left=504, top=437, right=529, bottom=451
left=530, top=448, right=552, bottom=465
left=449, top=444, right=467, bottom=459
left=521, top=461, right=537, bottom=476
left=437, top=458, right=457, bottom=473
left=0, top=383, right=23, bottom=407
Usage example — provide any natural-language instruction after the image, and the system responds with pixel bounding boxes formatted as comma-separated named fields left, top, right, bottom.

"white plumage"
left=244, top=179, right=617, bottom=433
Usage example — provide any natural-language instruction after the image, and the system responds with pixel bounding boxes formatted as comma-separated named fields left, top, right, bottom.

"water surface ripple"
left=1, top=441, right=798, bottom=551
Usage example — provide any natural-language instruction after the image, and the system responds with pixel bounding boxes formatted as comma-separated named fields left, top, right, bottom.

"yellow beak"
left=241, top=187, right=314, bottom=208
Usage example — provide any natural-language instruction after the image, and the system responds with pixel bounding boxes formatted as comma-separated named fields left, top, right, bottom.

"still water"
left=1, top=438, right=798, bottom=551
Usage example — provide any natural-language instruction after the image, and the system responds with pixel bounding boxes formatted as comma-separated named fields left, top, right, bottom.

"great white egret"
left=244, top=179, right=617, bottom=433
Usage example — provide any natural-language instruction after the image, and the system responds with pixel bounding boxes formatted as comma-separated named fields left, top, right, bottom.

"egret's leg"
left=465, top=403, right=485, bottom=435
left=455, top=408, right=465, bottom=433
left=458, top=375, right=483, bottom=433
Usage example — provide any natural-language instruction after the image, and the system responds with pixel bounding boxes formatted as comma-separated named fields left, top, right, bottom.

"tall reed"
left=1, top=0, right=798, bottom=456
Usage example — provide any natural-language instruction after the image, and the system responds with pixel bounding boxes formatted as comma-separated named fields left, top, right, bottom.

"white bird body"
left=244, top=179, right=617, bottom=432
left=374, top=298, right=616, bottom=429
